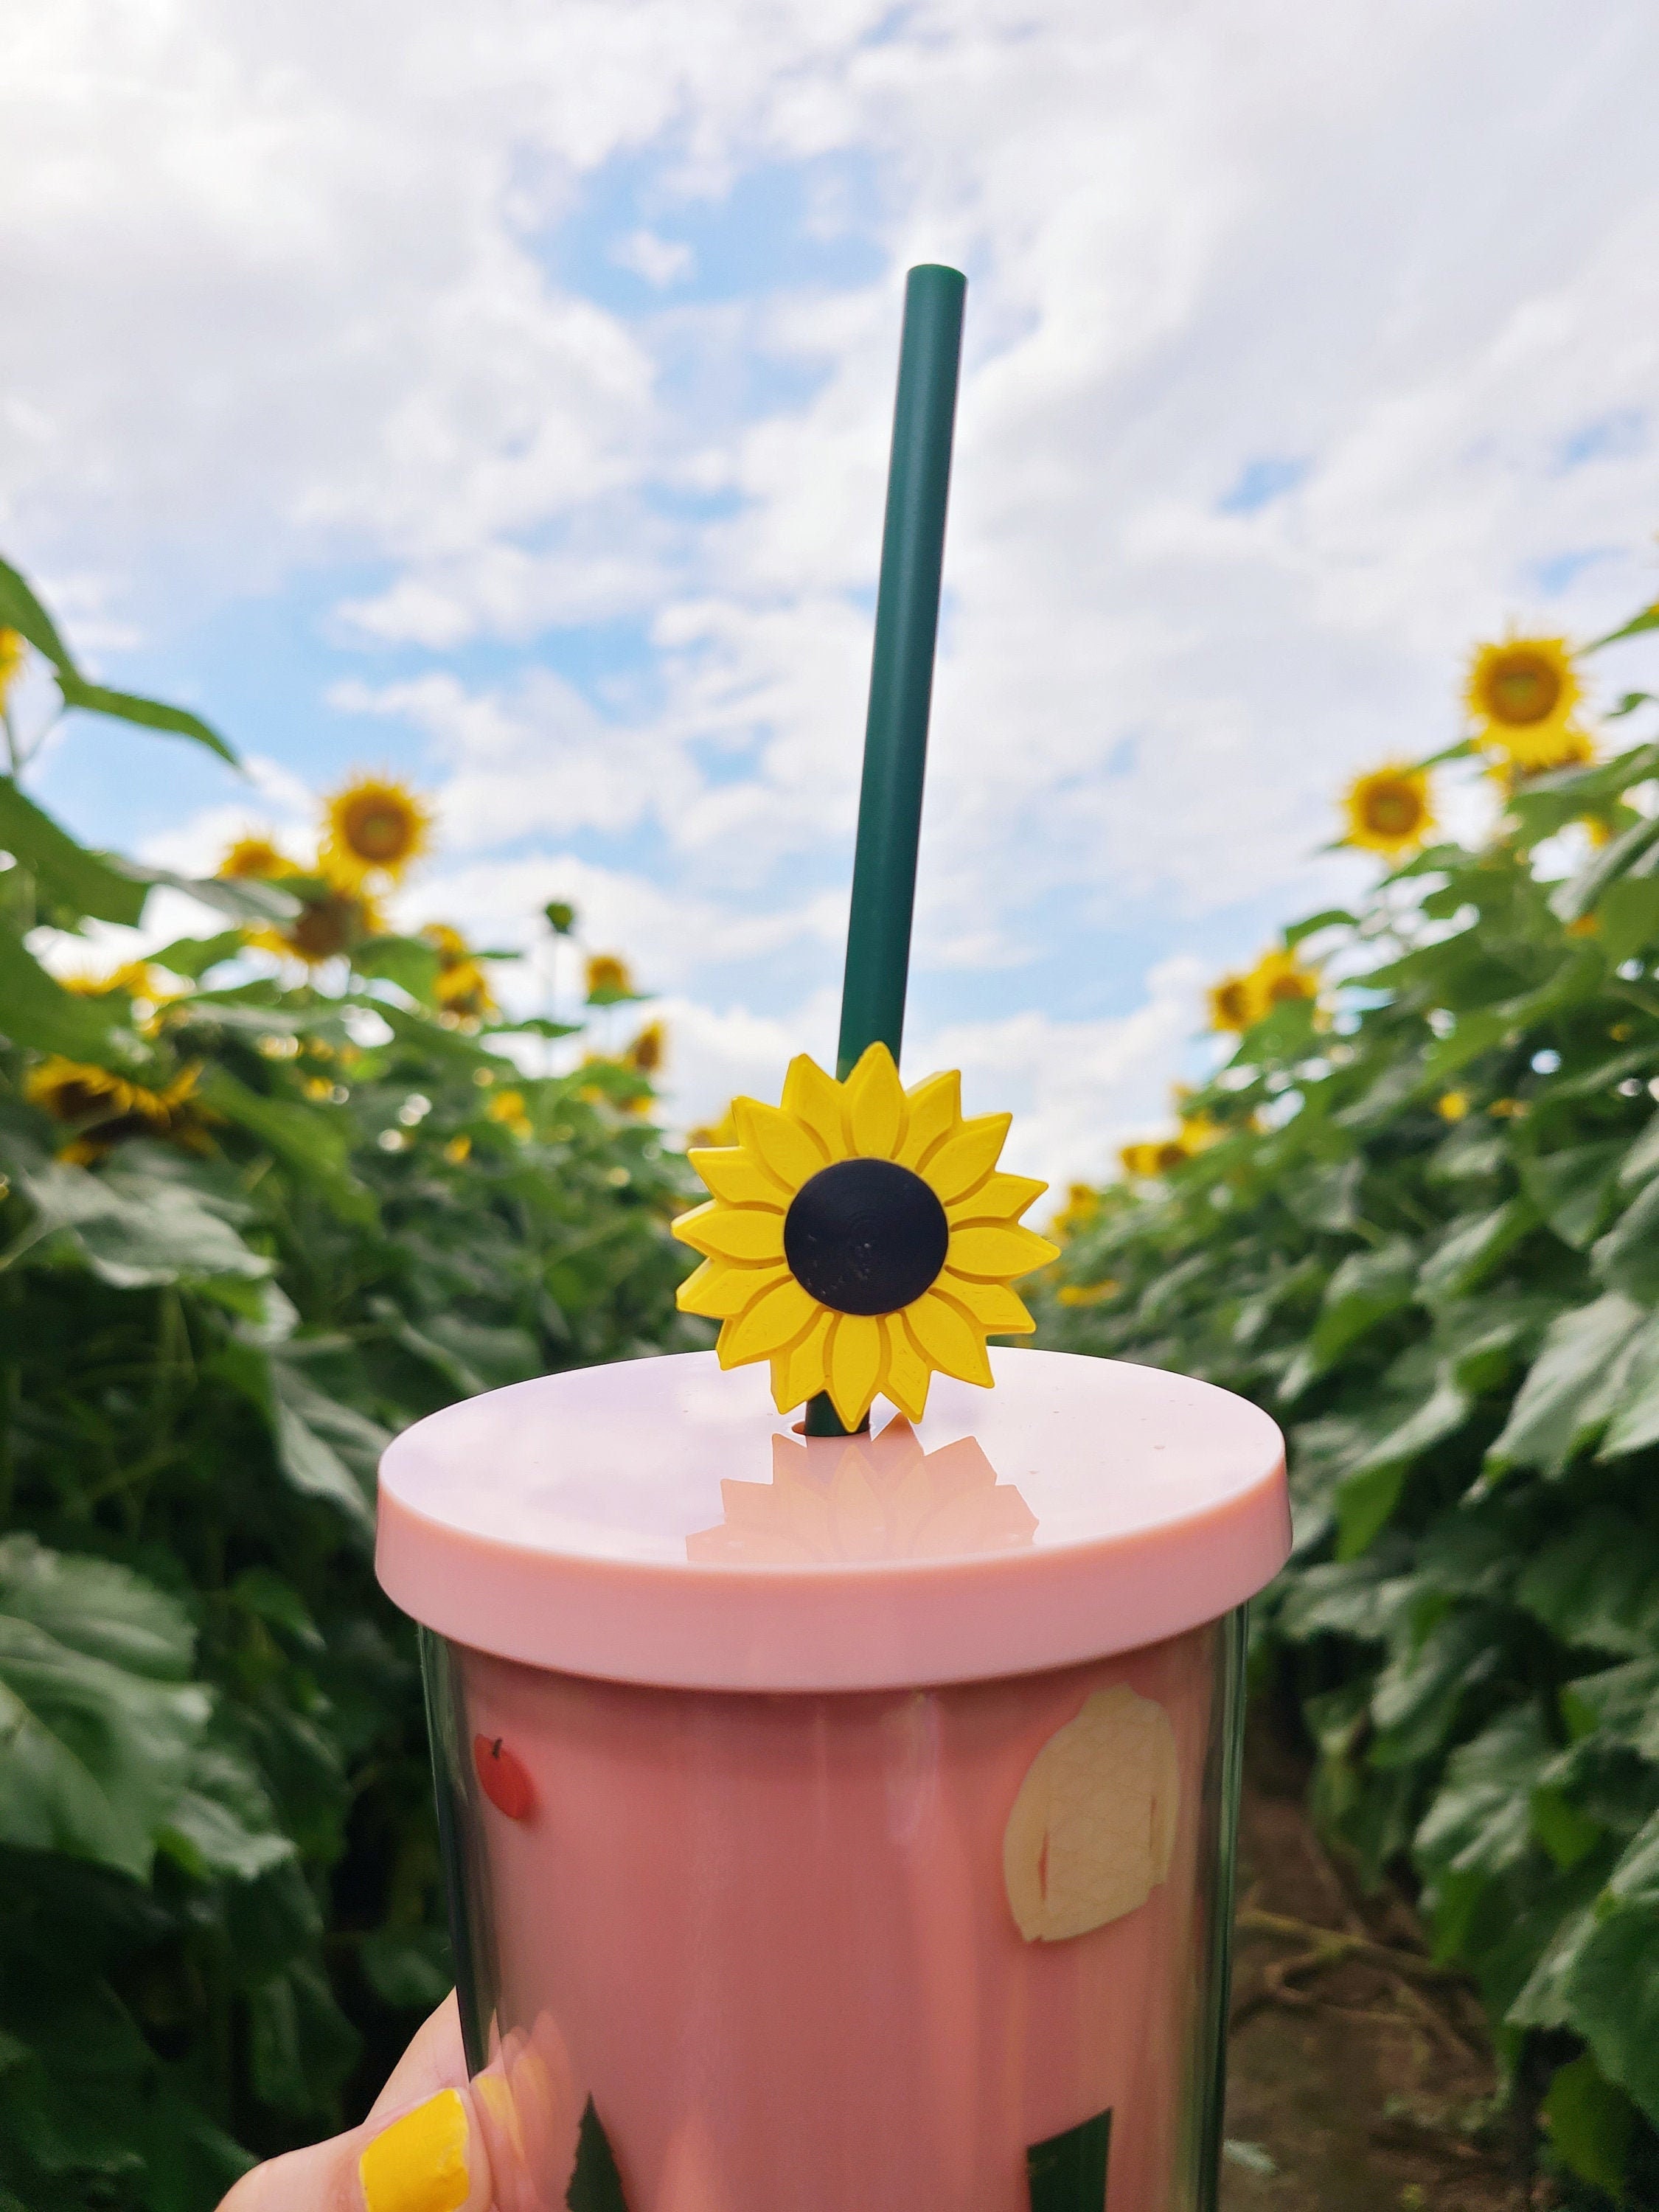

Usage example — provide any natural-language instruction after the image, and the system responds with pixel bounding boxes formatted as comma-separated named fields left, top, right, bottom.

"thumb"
left=220, top=1994, right=494, bottom=2212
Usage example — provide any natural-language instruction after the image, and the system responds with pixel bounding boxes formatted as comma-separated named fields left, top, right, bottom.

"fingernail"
left=359, top=2087, right=472, bottom=2212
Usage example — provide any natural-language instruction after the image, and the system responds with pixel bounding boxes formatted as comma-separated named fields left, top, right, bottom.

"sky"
left=4, top=0, right=1659, bottom=1188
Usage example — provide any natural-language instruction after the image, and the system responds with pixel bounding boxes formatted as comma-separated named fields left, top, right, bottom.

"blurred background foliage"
left=0, top=557, right=706, bottom=2209
left=1038, top=588, right=1659, bottom=2205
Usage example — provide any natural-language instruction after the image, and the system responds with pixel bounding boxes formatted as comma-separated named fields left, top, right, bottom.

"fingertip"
left=357, top=2084, right=492, bottom=2212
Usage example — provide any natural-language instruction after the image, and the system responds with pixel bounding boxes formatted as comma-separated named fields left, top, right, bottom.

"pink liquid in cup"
left=379, top=1350, right=1288, bottom=2212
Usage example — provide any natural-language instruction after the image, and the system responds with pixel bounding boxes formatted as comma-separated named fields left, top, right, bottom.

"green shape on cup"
left=566, top=2097, right=630, bottom=2211
left=1026, top=2107, right=1112, bottom=2212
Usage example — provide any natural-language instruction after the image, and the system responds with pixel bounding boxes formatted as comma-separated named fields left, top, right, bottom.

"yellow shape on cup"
left=359, top=2087, right=472, bottom=2212
left=1003, top=1686, right=1180, bottom=1942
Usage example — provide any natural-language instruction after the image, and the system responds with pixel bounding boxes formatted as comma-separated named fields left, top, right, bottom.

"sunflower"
left=625, top=1020, right=665, bottom=1074
left=0, top=627, right=25, bottom=711
left=421, top=925, right=497, bottom=1018
left=321, top=775, right=432, bottom=884
left=1050, top=1182, right=1101, bottom=1241
left=218, top=832, right=291, bottom=881
left=1466, top=637, right=1581, bottom=765
left=1247, top=947, right=1318, bottom=1012
left=1208, top=972, right=1262, bottom=1034
left=25, top=1058, right=205, bottom=1160
left=673, top=1044, right=1058, bottom=1430
left=1343, top=765, right=1434, bottom=858
left=1488, top=722, right=1596, bottom=787
left=585, top=953, right=636, bottom=1005
left=251, top=876, right=383, bottom=967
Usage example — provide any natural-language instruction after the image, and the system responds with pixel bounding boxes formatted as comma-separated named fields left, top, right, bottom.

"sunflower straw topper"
left=674, top=1044, right=1057, bottom=1431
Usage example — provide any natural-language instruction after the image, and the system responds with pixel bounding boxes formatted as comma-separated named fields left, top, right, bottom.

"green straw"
left=805, top=262, right=967, bottom=1440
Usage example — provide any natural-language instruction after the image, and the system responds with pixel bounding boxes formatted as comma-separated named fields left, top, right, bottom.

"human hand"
left=219, top=1991, right=493, bottom=2212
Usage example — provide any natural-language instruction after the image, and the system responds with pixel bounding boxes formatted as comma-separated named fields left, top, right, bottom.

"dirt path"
left=1220, top=1731, right=1520, bottom=2211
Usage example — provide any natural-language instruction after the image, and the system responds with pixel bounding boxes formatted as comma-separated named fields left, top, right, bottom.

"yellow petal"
left=896, top=1068, right=961, bottom=1169
left=904, top=1291, right=993, bottom=1387
left=676, top=1205, right=787, bottom=1263
left=689, top=1145, right=790, bottom=1207
left=947, top=1223, right=1062, bottom=1280
left=678, top=1258, right=789, bottom=1318
left=771, top=1318, right=831, bottom=1413
left=922, top=1113, right=1012, bottom=1203
left=782, top=1054, right=849, bottom=1161
left=883, top=1328, right=934, bottom=1422
left=733, top=1096, right=828, bottom=1192
left=939, top=1272, right=1036, bottom=1334
left=826, top=1312, right=885, bottom=1429
left=718, top=1276, right=819, bottom=1366
left=844, top=1043, right=905, bottom=1158
left=947, top=1171, right=1048, bottom=1225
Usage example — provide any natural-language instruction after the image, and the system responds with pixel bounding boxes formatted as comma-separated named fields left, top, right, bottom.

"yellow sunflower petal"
left=947, top=1222, right=1062, bottom=1280
left=717, top=1276, right=820, bottom=1367
left=781, top=1054, right=849, bottom=1161
left=939, top=1273, right=1036, bottom=1334
left=676, top=1258, right=789, bottom=1318
left=672, top=1203, right=786, bottom=1264
left=826, top=1313, right=886, bottom=1430
left=771, top=1319, right=831, bottom=1414
left=895, top=1069, right=961, bottom=1169
left=883, top=1329, right=934, bottom=1422
left=946, top=1170, right=1048, bottom=1225
left=733, top=1096, right=827, bottom=1192
left=904, top=1291, right=994, bottom=1388
left=844, top=1043, right=904, bottom=1158
left=921, top=1113, right=1012, bottom=1204
left=687, top=1146, right=789, bottom=1208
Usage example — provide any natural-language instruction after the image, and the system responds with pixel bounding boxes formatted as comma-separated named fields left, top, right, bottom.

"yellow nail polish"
left=359, top=2087, right=471, bottom=2212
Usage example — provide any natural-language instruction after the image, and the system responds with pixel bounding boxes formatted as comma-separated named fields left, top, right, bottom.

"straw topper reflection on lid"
left=672, top=1043, right=1058, bottom=1434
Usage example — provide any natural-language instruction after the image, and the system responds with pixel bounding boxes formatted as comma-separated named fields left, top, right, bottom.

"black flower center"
left=784, top=1157, right=949, bottom=1316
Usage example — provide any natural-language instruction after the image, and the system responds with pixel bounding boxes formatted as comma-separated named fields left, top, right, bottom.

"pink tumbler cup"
left=376, top=1347, right=1288, bottom=2212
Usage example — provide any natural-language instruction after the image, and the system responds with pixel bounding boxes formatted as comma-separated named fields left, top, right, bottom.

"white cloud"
left=611, top=229, right=696, bottom=287
left=10, top=0, right=1659, bottom=1187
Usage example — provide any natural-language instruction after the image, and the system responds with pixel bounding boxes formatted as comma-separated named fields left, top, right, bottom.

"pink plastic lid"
left=375, top=1347, right=1288, bottom=1691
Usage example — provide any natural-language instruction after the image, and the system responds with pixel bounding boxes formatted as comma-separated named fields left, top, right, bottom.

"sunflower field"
left=0, top=558, right=705, bottom=2210
left=1038, top=591, right=1659, bottom=2201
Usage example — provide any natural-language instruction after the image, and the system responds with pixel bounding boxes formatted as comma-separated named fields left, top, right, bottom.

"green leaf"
left=0, top=1538, right=209, bottom=1877
left=17, top=1157, right=273, bottom=1289
left=1418, top=1195, right=1540, bottom=1302
left=1586, top=601, right=1659, bottom=651
left=0, top=929, right=123, bottom=1057
left=1597, top=1308, right=1659, bottom=1458
left=566, top=2098, right=630, bottom=2212
left=197, top=1064, right=375, bottom=1225
left=1371, top=1607, right=1502, bottom=1767
left=55, top=672, right=238, bottom=766
left=148, top=930, right=246, bottom=980
left=1593, top=1175, right=1659, bottom=1303
left=1280, top=1239, right=1416, bottom=1399
left=1026, top=2107, right=1112, bottom=2212
left=353, top=934, right=442, bottom=1005
left=1520, top=1142, right=1625, bottom=1252
left=1540, top=2052, right=1633, bottom=2196
left=0, top=1534, right=194, bottom=1679
left=1485, top=1293, right=1646, bottom=1477
left=1598, top=873, right=1659, bottom=963
left=1554, top=809, right=1659, bottom=925
left=359, top=1927, right=453, bottom=2011
left=0, top=555, right=77, bottom=669
left=1562, top=1655, right=1659, bottom=1760
left=1416, top=1705, right=1550, bottom=1888
left=159, top=1733, right=296, bottom=1884
left=247, top=1956, right=359, bottom=2117
left=1518, top=1511, right=1659, bottom=1657
left=215, top=1346, right=375, bottom=1536
left=0, top=779, right=147, bottom=928
left=1332, top=1376, right=1470, bottom=1559
left=1558, top=1905, right=1659, bottom=2130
